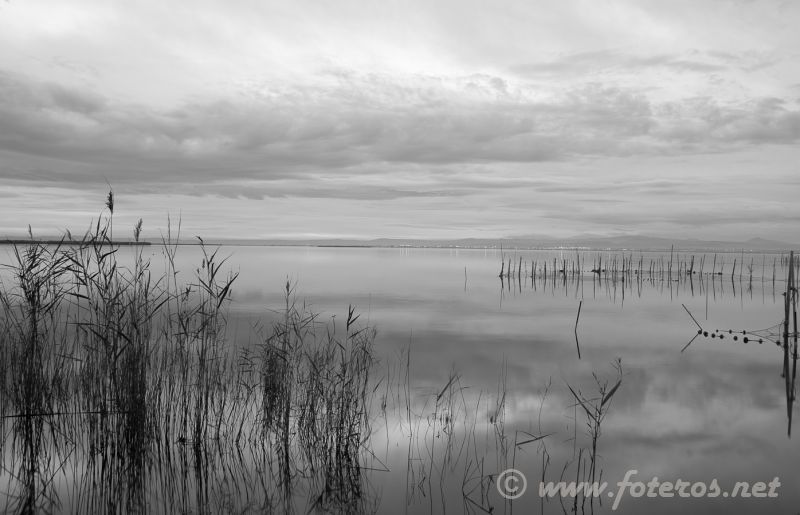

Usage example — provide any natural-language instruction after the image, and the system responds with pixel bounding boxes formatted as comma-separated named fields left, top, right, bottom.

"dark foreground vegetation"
left=1, top=195, right=629, bottom=514
left=0, top=197, right=378, bottom=514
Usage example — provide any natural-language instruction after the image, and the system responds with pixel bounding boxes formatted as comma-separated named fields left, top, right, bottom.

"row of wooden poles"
left=499, top=247, right=800, bottom=287
left=783, top=250, right=798, bottom=436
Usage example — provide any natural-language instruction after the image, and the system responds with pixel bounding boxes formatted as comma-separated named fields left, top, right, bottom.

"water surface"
left=0, top=244, right=796, bottom=514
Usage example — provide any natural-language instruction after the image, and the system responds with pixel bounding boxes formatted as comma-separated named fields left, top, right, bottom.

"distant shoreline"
left=6, top=237, right=789, bottom=254
left=0, top=239, right=795, bottom=253
left=0, top=240, right=152, bottom=246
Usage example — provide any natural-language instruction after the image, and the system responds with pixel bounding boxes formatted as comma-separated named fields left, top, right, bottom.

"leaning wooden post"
left=574, top=300, right=582, bottom=360
left=791, top=250, right=798, bottom=403
left=785, top=252, right=793, bottom=360
left=783, top=251, right=793, bottom=434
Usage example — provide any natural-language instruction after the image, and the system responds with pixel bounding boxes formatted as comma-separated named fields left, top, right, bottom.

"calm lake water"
left=1, top=244, right=798, bottom=514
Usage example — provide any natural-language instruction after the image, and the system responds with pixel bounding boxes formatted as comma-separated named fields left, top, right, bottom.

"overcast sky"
left=1, top=0, right=799, bottom=241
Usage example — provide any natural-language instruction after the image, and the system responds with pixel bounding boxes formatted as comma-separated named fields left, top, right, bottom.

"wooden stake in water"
left=574, top=300, right=582, bottom=359
left=740, top=249, right=744, bottom=281
left=791, top=258, right=798, bottom=404
left=773, top=257, right=777, bottom=288
left=669, top=245, right=674, bottom=281
left=784, top=251, right=794, bottom=435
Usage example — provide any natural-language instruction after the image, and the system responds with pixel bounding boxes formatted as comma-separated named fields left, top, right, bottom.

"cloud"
left=512, top=50, right=730, bottom=76
left=653, top=96, right=800, bottom=146
left=2, top=69, right=799, bottom=201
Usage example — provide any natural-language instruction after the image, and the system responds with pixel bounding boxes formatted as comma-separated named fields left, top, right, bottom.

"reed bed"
left=0, top=200, right=380, bottom=514
left=1, top=197, right=632, bottom=514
